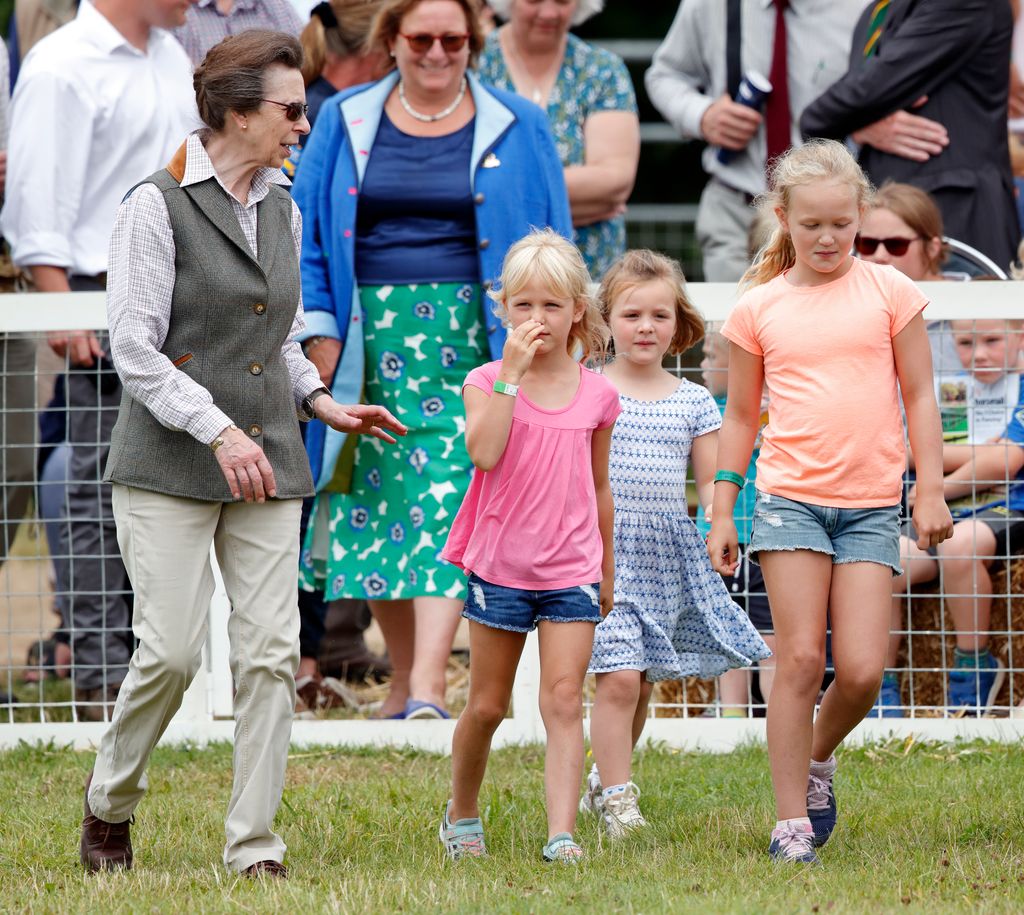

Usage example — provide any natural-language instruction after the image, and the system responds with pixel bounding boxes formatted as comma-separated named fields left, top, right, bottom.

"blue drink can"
left=716, top=71, right=773, bottom=164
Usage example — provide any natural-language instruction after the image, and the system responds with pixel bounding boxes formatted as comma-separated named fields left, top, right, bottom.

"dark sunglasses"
left=261, top=99, right=309, bottom=121
left=854, top=234, right=923, bottom=257
left=399, top=32, right=469, bottom=53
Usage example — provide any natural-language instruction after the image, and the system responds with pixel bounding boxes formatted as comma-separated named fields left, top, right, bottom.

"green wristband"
left=493, top=380, right=519, bottom=397
left=714, top=470, right=746, bottom=489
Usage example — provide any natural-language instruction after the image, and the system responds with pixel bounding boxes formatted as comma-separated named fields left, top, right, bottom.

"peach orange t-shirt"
left=722, top=258, right=927, bottom=508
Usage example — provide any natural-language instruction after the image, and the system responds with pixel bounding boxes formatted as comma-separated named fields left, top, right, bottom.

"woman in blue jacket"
left=292, top=0, right=572, bottom=720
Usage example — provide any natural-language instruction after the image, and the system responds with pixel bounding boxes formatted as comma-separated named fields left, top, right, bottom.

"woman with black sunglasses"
left=81, top=30, right=405, bottom=877
left=292, top=0, right=571, bottom=721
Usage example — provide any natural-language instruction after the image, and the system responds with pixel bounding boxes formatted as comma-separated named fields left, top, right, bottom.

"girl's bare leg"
left=759, top=551, right=832, bottom=820
left=537, top=620, right=595, bottom=838
left=449, top=621, right=527, bottom=821
left=590, top=669, right=642, bottom=788
left=812, top=562, right=894, bottom=760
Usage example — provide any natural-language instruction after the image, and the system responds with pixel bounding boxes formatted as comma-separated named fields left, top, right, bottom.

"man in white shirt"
left=1, top=0, right=199, bottom=720
left=646, top=1, right=870, bottom=281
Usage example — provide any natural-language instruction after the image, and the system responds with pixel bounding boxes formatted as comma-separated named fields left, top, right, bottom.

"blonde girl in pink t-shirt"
left=439, top=230, right=620, bottom=864
left=707, top=140, right=954, bottom=865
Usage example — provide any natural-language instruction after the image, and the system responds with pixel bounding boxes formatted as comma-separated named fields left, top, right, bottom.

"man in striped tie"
left=801, top=0, right=1019, bottom=270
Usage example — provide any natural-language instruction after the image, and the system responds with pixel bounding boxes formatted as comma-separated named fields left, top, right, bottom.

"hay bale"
left=897, top=555, right=1024, bottom=712
left=653, top=557, right=1024, bottom=716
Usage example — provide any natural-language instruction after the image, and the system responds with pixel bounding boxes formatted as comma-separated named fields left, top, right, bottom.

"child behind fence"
left=879, top=318, right=1024, bottom=718
left=707, top=139, right=954, bottom=864
left=581, top=250, right=769, bottom=839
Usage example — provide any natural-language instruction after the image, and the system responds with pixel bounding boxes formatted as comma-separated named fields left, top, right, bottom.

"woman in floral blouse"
left=479, top=0, right=640, bottom=277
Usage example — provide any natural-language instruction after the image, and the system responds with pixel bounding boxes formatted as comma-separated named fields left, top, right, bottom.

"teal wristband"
left=714, top=470, right=746, bottom=489
left=493, top=380, right=519, bottom=397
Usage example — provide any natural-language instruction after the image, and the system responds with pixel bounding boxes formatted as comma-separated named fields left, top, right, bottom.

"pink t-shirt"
left=442, top=360, right=621, bottom=589
left=722, top=258, right=927, bottom=508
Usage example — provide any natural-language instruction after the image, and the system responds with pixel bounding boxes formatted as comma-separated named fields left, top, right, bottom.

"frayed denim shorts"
left=462, top=573, right=603, bottom=633
left=748, top=490, right=903, bottom=575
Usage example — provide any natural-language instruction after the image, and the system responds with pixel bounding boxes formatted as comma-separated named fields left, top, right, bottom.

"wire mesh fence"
left=1, top=285, right=1023, bottom=741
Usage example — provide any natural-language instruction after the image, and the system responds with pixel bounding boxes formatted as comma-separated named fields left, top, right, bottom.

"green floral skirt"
left=300, top=282, right=486, bottom=601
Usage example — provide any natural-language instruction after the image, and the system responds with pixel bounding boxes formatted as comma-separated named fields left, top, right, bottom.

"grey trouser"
left=89, top=486, right=302, bottom=872
left=0, top=334, right=36, bottom=562
left=64, top=365, right=132, bottom=691
left=696, top=177, right=758, bottom=283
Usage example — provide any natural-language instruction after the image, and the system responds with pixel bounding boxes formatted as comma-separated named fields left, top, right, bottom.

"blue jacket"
left=292, top=71, right=573, bottom=490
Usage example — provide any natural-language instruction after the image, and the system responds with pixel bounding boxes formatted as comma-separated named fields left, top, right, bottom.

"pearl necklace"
left=398, top=77, right=467, bottom=122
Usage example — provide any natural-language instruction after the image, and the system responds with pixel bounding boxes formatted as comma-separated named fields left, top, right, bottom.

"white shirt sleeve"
left=644, top=0, right=717, bottom=141
left=2, top=68, right=94, bottom=267
left=106, top=183, right=234, bottom=445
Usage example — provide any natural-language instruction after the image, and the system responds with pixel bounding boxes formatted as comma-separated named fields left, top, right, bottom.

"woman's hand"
left=314, top=400, right=407, bottom=444
left=214, top=426, right=277, bottom=502
left=910, top=493, right=955, bottom=550
left=499, top=319, right=544, bottom=383
left=305, top=338, right=342, bottom=386
left=707, top=517, right=739, bottom=576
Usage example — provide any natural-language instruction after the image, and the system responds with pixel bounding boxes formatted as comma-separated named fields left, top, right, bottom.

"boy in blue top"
left=882, top=319, right=1024, bottom=716
left=697, top=330, right=775, bottom=715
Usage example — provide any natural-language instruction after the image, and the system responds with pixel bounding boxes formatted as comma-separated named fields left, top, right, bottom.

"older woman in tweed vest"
left=79, top=31, right=405, bottom=878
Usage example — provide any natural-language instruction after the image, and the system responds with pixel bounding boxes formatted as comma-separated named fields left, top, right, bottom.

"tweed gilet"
left=104, top=167, right=314, bottom=501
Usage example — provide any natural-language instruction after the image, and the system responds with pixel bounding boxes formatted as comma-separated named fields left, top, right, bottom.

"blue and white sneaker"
left=947, top=650, right=1006, bottom=716
left=870, top=673, right=904, bottom=718
left=439, top=800, right=486, bottom=861
left=768, top=821, right=819, bottom=864
left=806, top=757, right=837, bottom=847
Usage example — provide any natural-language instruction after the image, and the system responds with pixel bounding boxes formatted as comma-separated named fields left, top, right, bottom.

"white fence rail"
left=2, top=282, right=1023, bottom=750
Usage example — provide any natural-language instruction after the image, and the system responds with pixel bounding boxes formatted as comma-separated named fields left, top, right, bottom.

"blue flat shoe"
left=404, top=699, right=451, bottom=720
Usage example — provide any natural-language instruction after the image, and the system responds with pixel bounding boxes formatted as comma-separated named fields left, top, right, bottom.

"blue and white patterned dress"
left=589, top=380, right=771, bottom=681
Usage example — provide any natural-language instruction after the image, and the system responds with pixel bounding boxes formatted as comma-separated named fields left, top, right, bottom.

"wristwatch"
left=493, top=380, right=519, bottom=397
left=210, top=424, right=240, bottom=452
left=302, top=386, right=331, bottom=420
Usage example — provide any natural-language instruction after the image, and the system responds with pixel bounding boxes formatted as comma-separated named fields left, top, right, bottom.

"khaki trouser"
left=88, top=485, right=302, bottom=872
left=695, top=177, right=758, bottom=282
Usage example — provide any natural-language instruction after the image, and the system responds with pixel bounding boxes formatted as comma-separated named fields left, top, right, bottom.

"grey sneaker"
left=601, top=782, right=647, bottom=839
left=439, top=800, right=486, bottom=861
left=578, top=763, right=603, bottom=816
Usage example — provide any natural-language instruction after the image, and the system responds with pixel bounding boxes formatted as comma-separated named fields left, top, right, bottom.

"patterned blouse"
left=477, top=32, right=637, bottom=278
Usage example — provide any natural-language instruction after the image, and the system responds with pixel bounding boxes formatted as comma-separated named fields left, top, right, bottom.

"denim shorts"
left=462, top=573, right=603, bottom=633
left=748, top=490, right=903, bottom=575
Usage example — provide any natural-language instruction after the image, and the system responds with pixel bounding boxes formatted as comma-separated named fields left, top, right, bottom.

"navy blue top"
left=355, top=113, right=478, bottom=284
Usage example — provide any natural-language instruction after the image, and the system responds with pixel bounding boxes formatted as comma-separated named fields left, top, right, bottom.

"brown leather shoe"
left=243, top=860, right=288, bottom=878
left=80, top=772, right=132, bottom=872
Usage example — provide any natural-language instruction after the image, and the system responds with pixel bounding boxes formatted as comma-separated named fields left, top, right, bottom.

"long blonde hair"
left=742, top=139, right=874, bottom=288
left=489, top=230, right=610, bottom=362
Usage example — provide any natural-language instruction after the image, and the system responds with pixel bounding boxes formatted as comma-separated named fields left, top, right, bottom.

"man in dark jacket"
left=801, top=0, right=1019, bottom=270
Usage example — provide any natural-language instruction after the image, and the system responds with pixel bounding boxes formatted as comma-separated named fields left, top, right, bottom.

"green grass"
left=2, top=738, right=1024, bottom=913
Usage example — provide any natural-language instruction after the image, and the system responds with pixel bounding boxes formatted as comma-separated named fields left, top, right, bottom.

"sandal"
left=542, top=832, right=584, bottom=863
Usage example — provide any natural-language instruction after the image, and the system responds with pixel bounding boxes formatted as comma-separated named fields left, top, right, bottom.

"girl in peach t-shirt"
left=707, top=140, right=954, bottom=865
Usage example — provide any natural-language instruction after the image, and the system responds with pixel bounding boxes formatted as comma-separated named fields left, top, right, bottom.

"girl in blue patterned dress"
left=581, top=250, right=770, bottom=838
